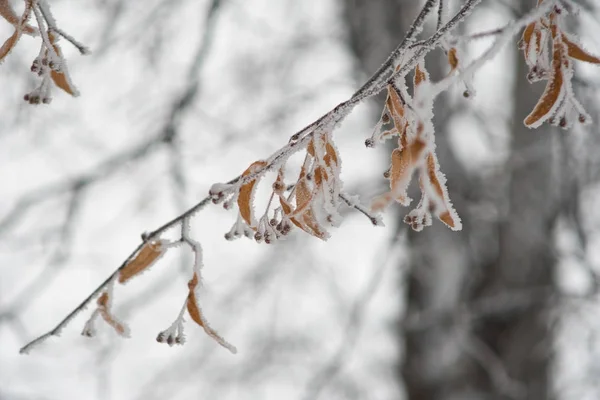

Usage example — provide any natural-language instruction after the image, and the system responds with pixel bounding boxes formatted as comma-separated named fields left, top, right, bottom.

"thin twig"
left=465, top=25, right=507, bottom=40
left=339, top=192, right=382, bottom=226
left=460, top=328, right=527, bottom=399
left=436, top=0, right=445, bottom=32
left=36, top=0, right=90, bottom=54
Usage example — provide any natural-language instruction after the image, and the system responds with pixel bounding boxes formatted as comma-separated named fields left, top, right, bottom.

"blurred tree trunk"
left=343, top=1, right=558, bottom=399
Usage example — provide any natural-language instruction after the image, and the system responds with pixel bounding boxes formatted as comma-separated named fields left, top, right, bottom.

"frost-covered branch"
left=18, top=0, right=600, bottom=354
left=17, top=0, right=479, bottom=354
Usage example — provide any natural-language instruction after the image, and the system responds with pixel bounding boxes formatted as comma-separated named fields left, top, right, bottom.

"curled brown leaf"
left=186, top=273, right=236, bottom=352
left=48, top=33, right=80, bottom=96
left=0, top=30, right=18, bottom=62
left=425, top=153, right=457, bottom=229
left=563, top=35, right=600, bottom=64
left=118, top=241, right=164, bottom=284
left=237, top=160, right=267, bottom=228
left=448, top=48, right=459, bottom=72
left=97, top=292, right=127, bottom=336
left=524, top=29, right=564, bottom=128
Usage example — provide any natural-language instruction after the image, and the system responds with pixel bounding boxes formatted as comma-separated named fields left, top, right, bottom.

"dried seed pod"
left=81, top=329, right=94, bottom=337
left=559, top=117, right=567, bottom=128
left=272, top=180, right=285, bottom=193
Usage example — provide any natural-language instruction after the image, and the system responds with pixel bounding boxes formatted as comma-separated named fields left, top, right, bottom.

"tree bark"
left=342, top=1, right=558, bottom=399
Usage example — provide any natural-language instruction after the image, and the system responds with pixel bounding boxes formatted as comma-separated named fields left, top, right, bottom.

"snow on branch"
left=17, top=0, right=600, bottom=354
left=0, top=0, right=89, bottom=103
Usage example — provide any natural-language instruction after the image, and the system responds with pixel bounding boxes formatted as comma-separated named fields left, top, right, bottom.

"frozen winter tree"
left=2, top=0, right=600, bottom=399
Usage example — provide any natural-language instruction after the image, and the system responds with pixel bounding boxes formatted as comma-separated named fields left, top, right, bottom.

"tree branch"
left=20, top=0, right=515, bottom=354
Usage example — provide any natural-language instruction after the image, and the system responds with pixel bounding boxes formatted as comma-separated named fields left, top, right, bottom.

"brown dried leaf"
left=563, top=35, right=600, bottom=64
left=300, top=209, right=328, bottom=239
left=295, top=172, right=314, bottom=212
left=426, top=153, right=445, bottom=199
left=307, top=140, right=315, bottom=157
left=119, top=241, right=164, bottom=284
left=414, top=63, right=428, bottom=87
left=289, top=202, right=328, bottom=239
left=438, top=211, right=455, bottom=228
left=389, top=138, right=427, bottom=204
left=279, top=185, right=327, bottom=239
left=386, top=86, right=407, bottom=136
left=426, top=153, right=456, bottom=229
left=279, top=189, right=298, bottom=215
left=47, top=34, right=80, bottom=96
left=51, top=70, right=79, bottom=96
left=186, top=274, right=204, bottom=327
left=386, top=86, right=404, bottom=116
left=308, top=137, right=339, bottom=169
left=448, top=48, right=459, bottom=71
left=521, top=22, right=545, bottom=67
left=97, top=292, right=109, bottom=307
left=278, top=194, right=305, bottom=230
left=237, top=160, right=267, bottom=228
left=391, top=149, right=406, bottom=172
left=97, top=292, right=127, bottom=336
left=0, top=0, right=19, bottom=25
left=522, top=22, right=535, bottom=49
left=314, top=166, right=324, bottom=187
left=186, top=273, right=236, bottom=352
left=324, top=142, right=339, bottom=167
left=0, top=30, right=18, bottom=62
left=0, top=0, right=35, bottom=63
left=524, top=34, right=564, bottom=128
